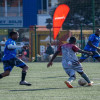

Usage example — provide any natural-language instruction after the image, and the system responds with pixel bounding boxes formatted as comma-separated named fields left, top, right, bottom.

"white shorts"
left=62, top=60, right=83, bottom=76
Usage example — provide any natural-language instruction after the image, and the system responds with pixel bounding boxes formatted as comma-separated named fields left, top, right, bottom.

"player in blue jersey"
left=79, top=28, right=100, bottom=62
left=0, top=31, right=31, bottom=86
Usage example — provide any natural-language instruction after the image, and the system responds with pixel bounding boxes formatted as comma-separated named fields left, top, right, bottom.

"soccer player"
left=79, top=28, right=100, bottom=62
left=47, top=37, right=93, bottom=88
left=0, top=31, right=31, bottom=86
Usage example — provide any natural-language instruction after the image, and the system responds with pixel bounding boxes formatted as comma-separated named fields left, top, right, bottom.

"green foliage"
left=51, top=0, right=100, bottom=29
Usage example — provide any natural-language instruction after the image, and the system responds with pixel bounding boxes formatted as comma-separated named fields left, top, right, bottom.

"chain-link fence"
left=57, top=0, right=100, bottom=33
left=0, top=0, right=100, bottom=62
left=0, top=26, right=99, bottom=62
left=29, top=25, right=100, bottom=62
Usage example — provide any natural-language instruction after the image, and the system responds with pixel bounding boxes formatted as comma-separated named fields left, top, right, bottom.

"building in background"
left=0, top=0, right=23, bottom=28
left=0, top=0, right=58, bottom=28
left=0, top=0, right=58, bottom=61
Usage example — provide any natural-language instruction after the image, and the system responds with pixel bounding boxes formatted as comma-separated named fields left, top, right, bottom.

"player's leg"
left=78, top=72, right=93, bottom=86
left=79, top=53, right=89, bottom=63
left=21, top=65, right=29, bottom=83
left=0, top=60, right=14, bottom=79
left=64, top=68, right=76, bottom=88
left=15, top=58, right=31, bottom=86
left=74, top=64, right=93, bottom=86
left=66, top=69, right=76, bottom=83
left=93, top=51, right=100, bottom=62
left=77, top=67, right=93, bottom=86
left=95, top=57, right=100, bottom=62
left=0, top=70, right=10, bottom=79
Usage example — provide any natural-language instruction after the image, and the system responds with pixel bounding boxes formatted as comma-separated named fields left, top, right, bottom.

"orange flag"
left=53, top=4, right=70, bottom=40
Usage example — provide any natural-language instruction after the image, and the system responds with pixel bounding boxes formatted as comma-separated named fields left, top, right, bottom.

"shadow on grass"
left=42, top=76, right=66, bottom=79
left=10, top=85, right=87, bottom=92
left=10, top=87, right=66, bottom=92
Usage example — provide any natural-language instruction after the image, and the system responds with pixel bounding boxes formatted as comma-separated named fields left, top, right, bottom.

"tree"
left=50, top=0, right=100, bottom=29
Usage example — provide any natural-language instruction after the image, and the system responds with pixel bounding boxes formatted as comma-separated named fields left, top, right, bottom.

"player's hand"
left=47, top=62, right=52, bottom=68
left=23, top=45, right=29, bottom=49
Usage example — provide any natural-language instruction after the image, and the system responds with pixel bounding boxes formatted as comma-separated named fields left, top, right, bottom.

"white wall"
left=51, top=0, right=58, bottom=7
left=37, top=14, right=51, bottom=26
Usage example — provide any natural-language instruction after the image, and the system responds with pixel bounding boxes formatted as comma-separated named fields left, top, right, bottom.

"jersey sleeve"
left=0, top=41, right=5, bottom=44
left=72, top=45, right=80, bottom=52
left=5, top=40, right=12, bottom=46
left=57, top=45, right=62, bottom=52
left=88, top=34, right=94, bottom=42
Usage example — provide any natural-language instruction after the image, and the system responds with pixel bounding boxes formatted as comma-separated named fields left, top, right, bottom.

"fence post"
left=50, top=28, right=52, bottom=43
left=34, top=25, right=37, bottom=62
left=80, top=24, right=83, bottom=49
left=92, top=0, right=95, bottom=33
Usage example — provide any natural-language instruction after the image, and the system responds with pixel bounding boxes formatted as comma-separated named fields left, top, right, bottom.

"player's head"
left=2, top=37, right=6, bottom=41
left=9, top=31, right=19, bottom=40
left=96, top=28, right=100, bottom=36
left=69, top=36, right=76, bottom=44
left=47, top=43, right=51, bottom=47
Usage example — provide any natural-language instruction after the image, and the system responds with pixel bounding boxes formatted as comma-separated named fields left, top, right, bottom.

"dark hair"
left=47, top=43, right=51, bottom=46
left=69, top=36, right=76, bottom=43
left=9, top=31, right=18, bottom=37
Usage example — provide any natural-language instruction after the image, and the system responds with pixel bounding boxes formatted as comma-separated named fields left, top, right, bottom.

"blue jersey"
left=84, top=34, right=100, bottom=51
left=2, top=38, right=17, bottom=61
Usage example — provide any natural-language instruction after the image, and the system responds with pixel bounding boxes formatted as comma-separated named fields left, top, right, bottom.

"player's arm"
left=72, top=45, right=93, bottom=56
left=77, top=49, right=93, bottom=56
left=88, top=41, right=100, bottom=51
left=47, top=51, right=60, bottom=68
left=47, top=45, right=61, bottom=68
left=87, top=34, right=100, bottom=51
left=7, top=44, right=28, bottom=49
left=7, top=44, right=23, bottom=49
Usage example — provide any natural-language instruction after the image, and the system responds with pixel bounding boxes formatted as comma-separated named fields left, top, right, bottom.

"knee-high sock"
left=68, top=77, right=76, bottom=83
left=21, top=71, right=27, bottom=81
left=81, top=73, right=91, bottom=83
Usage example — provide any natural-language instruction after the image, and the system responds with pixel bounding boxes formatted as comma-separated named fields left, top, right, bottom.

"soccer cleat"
left=19, top=81, right=32, bottom=86
left=88, top=81, right=94, bottom=86
left=64, top=81, right=73, bottom=88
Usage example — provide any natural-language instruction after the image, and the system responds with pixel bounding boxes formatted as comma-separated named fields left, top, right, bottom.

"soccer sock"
left=81, top=73, right=91, bottom=83
left=0, top=74, right=3, bottom=79
left=68, top=77, right=75, bottom=83
left=21, top=71, right=27, bottom=81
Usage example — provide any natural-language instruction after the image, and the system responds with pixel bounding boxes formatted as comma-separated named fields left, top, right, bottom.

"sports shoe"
left=88, top=81, right=94, bottom=86
left=64, top=81, right=73, bottom=88
left=19, top=81, right=32, bottom=86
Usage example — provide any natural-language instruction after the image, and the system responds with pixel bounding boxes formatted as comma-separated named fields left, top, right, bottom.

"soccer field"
left=0, top=62, right=100, bottom=100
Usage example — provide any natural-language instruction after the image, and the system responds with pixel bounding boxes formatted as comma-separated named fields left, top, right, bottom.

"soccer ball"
left=78, top=78, right=87, bottom=86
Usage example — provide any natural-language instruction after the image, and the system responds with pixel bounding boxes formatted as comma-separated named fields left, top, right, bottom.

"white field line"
left=8, top=76, right=100, bottom=80
left=93, top=83, right=100, bottom=86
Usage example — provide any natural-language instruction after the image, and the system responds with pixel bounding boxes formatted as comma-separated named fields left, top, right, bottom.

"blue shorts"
left=80, top=51, right=100, bottom=60
left=3, top=58, right=27, bottom=71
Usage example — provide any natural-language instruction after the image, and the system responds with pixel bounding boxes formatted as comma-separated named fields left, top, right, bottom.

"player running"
left=47, top=37, right=93, bottom=88
left=0, top=31, right=31, bottom=86
left=79, top=28, right=100, bottom=62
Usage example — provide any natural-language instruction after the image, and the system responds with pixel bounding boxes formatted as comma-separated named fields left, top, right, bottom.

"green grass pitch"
left=0, top=62, right=100, bottom=100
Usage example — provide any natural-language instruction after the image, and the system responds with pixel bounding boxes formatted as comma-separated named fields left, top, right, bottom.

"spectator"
left=0, top=37, right=7, bottom=58
left=18, top=46, right=29, bottom=62
left=42, top=43, right=54, bottom=61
